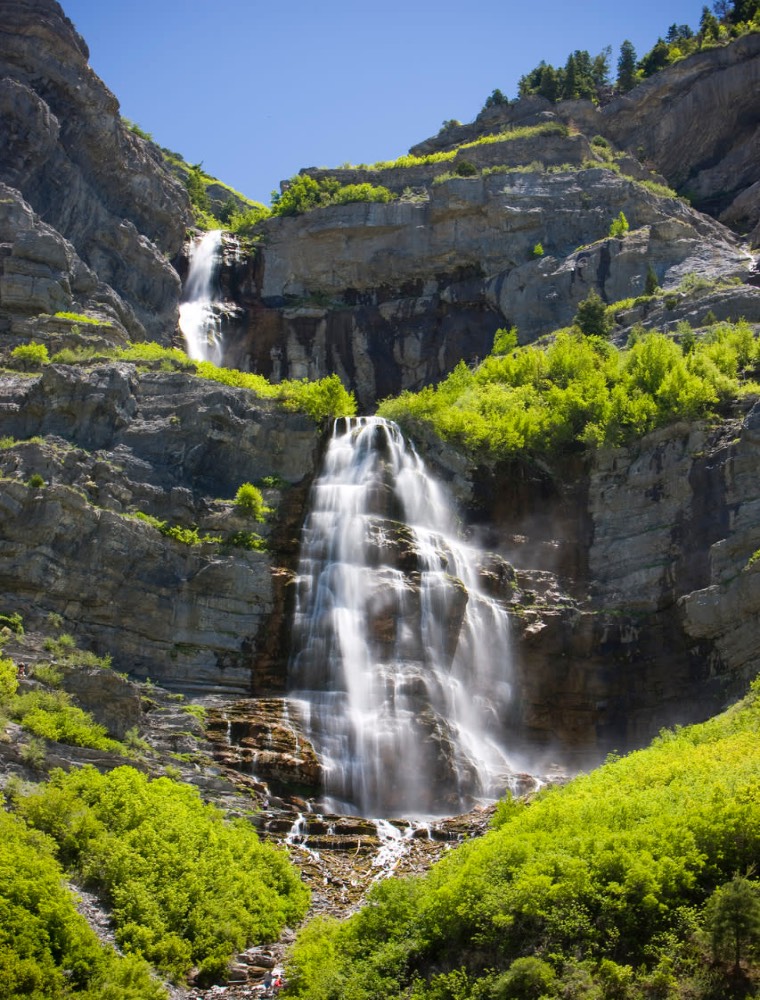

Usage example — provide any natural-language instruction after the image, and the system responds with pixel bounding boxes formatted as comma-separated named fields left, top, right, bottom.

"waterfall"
left=179, top=229, right=224, bottom=364
left=289, top=416, right=516, bottom=818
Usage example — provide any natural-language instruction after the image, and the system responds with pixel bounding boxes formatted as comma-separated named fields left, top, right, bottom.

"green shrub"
left=531, top=242, right=544, bottom=258
left=27, top=473, right=45, bottom=489
left=10, top=341, right=49, bottom=369
left=224, top=530, right=267, bottom=552
left=0, top=656, right=19, bottom=702
left=271, top=175, right=394, bottom=216
left=193, top=362, right=356, bottom=421
left=0, top=806, right=167, bottom=998
left=0, top=611, right=24, bottom=635
left=233, top=483, right=268, bottom=520
left=53, top=311, right=105, bottom=325
left=130, top=511, right=219, bottom=546
left=114, top=342, right=195, bottom=369
left=12, top=688, right=125, bottom=753
left=574, top=289, right=612, bottom=337
left=377, top=320, right=760, bottom=460
left=17, top=766, right=310, bottom=983
left=454, top=159, right=478, bottom=177
left=609, top=210, right=630, bottom=238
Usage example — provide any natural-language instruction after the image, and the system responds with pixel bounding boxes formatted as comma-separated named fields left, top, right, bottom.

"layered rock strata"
left=0, top=364, right=321, bottom=692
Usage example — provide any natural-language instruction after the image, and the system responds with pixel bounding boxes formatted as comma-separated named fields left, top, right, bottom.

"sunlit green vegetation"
left=44, top=341, right=356, bottom=422
left=378, top=320, right=760, bottom=459
left=287, top=678, right=760, bottom=999
left=129, top=511, right=221, bottom=547
left=367, top=122, right=568, bottom=172
left=194, top=362, right=356, bottom=421
left=10, top=341, right=49, bottom=369
left=13, top=766, right=309, bottom=985
left=0, top=804, right=167, bottom=999
left=53, top=311, right=106, bottom=325
left=270, top=175, right=394, bottom=216
left=234, top=482, right=270, bottom=521
left=1, top=647, right=125, bottom=754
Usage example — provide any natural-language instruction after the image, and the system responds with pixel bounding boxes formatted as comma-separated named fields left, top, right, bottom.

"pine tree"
left=574, top=290, right=611, bottom=337
left=617, top=40, right=637, bottom=92
left=705, top=877, right=760, bottom=971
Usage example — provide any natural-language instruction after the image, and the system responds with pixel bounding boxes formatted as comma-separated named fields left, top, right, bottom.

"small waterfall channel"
left=289, top=416, right=517, bottom=818
left=179, top=229, right=224, bottom=363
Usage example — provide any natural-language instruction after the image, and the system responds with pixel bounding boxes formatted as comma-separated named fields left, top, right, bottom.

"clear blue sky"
left=62, top=0, right=704, bottom=205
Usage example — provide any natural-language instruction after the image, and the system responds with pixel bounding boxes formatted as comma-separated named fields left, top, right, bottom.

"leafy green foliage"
left=130, top=512, right=219, bottom=546
left=574, top=289, right=613, bottom=337
left=193, top=361, right=356, bottom=420
left=0, top=656, right=19, bottom=700
left=287, top=681, right=760, bottom=999
left=271, top=175, right=394, bottom=216
left=704, top=876, right=760, bottom=969
left=0, top=611, right=24, bottom=634
left=234, top=482, right=269, bottom=520
left=223, top=531, right=267, bottom=552
left=378, top=321, right=760, bottom=460
left=10, top=342, right=49, bottom=369
left=0, top=806, right=166, bottom=999
left=11, top=689, right=125, bottom=752
left=53, top=311, right=106, bottom=325
left=17, top=766, right=309, bottom=983
left=609, top=210, right=630, bottom=237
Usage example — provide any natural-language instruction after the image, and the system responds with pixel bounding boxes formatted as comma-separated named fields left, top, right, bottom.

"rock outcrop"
left=199, top=34, right=760, bottom=410
left=0, top=0, right=191, bottom=341
left=460, top=395, right=760, bottom=762
left=0, top=363, right=321, bottom=693
left=223, top=167, right=752, bottom=409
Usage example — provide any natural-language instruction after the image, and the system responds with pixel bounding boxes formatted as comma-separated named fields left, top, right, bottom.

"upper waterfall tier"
left=288, top=416, right=517, bottom=817
left=179, top=229, right=224, bottom=364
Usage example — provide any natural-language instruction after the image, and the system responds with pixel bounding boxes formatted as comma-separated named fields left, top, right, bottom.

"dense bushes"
left=271, top=175, right=394, bottom=216
left=378, top=320, right=760, bottom=459
left=0, top=805, right=166, bottom=999
left=16, top=766, right=310, bottom=984
left=286, top=679, right=760, bottom=999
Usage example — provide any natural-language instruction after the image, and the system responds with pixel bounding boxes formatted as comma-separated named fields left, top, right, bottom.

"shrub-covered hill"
left=287, top=677, right=760, bottom=1000
left=1, top=764, right=310, bottom=996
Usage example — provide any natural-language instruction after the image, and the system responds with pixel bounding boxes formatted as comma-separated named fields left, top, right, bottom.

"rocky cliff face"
left=211, top=35, right=759, bottom=409
left=221, top=168, right=755, bottom=410
left=0, top=0, right=192, bottom=342
left=452, top=396, right=760, bottom=762
left=0, top=363, right=321, bottom=693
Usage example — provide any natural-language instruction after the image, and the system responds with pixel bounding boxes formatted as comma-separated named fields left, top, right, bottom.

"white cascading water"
left=289, top=416, right=516, bottom=818
left=178, top=229, right=224, bottom=364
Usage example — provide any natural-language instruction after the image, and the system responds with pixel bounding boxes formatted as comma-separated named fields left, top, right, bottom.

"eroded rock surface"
left=0, top=364, right=321, bottom=693
left=0, top=0, right=191, bottom=340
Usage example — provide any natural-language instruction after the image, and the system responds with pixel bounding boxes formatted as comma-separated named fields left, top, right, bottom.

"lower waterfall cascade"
left=288, top=416, right=520, bottom=818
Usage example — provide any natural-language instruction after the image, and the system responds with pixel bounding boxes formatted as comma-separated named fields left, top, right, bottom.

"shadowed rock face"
left=462, top=397, right=760, bottom=765
left=0, top=0, right=192, bottom=341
